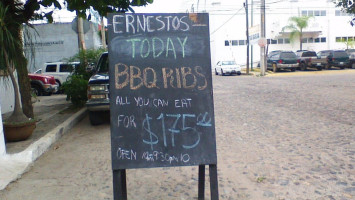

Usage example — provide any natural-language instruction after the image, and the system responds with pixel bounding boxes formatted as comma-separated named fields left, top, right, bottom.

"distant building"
left=179, top=0, right=355, bottom=67
left=24, top=20, right=102, bottom=73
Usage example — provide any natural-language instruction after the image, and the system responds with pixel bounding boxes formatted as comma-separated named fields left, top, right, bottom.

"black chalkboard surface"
left=108, top=13, right=217, bottom=170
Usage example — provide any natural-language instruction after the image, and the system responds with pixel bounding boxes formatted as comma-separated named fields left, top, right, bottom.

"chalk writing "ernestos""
left=113, top=15, right=190, bottom=34
left=115, top=63, right=207, bottom=90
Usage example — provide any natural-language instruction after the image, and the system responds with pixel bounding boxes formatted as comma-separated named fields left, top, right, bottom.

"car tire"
left=237, top=71, right=241, bottom=76
left=325, top=63, right=330, bottom=70
left=340, top=66, right=345, bottom=69
left=300, top=63, right=307, bottom=71
left=221, top=69, right=225, bottom=76
left=215, top=69, right=218, bottom=75
left=272, top=63, right=277, bottom=72
left=89, top=111, right=105, bottom=125
left=55, top=80, right=62, bottom=94
left=32, top=85, right=42, bottom=96
left=317, top=66, right=322, bottom=71
left=291, top=68, right=296, bottom=72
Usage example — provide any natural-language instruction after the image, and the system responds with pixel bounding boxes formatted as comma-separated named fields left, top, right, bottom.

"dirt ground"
left=1, top=71, right=355, bottom=200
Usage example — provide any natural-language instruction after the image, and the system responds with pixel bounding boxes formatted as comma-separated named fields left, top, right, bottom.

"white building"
left=174, top=0, right=355, bottom=67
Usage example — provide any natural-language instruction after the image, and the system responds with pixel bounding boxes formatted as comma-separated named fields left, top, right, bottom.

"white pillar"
left=0, top=99, right=6, bottom=156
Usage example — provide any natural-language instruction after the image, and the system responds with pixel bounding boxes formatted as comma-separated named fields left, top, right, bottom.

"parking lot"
left=1, top=71, right=354, bottom=200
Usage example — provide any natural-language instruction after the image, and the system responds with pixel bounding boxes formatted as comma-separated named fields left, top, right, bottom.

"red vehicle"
left=28, top=73, right=59, bottom=96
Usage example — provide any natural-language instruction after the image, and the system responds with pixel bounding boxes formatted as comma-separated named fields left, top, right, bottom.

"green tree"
left=282, top=16, right=312, bottom=50
left=1, top=0, right=153, bottom=118
left=336, top=1, right=355, bottom=14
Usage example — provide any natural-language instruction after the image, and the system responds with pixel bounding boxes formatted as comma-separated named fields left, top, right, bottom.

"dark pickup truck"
left=296, top=51, right=323, bottom=71
left=86, top=52, right=110, bottom=125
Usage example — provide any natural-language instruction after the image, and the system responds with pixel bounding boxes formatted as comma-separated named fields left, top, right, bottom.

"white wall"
left=0, top=75, right=15, bottom=115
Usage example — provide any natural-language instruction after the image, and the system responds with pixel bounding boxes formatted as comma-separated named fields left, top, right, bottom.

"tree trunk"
left=17, top=54, right=34, bottom=119
left=77, top=16, right=86, bottom=51
left=299, top=30, right=303, bottom=50
left=101, top=17, right=107, bottom=49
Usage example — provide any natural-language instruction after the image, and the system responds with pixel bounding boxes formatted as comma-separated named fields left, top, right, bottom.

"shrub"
left=62, top=75, right=88, bottom=107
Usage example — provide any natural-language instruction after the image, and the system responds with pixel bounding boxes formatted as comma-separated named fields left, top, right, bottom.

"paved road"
left=1, top=71, right=355, bottom=200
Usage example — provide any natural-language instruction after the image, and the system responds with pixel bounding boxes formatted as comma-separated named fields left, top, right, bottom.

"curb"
left=0, top=107, right=87, bottom=191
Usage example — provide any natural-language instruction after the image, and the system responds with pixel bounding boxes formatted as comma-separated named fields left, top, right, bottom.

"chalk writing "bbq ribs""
left=114, top=63, right=207, bottom=90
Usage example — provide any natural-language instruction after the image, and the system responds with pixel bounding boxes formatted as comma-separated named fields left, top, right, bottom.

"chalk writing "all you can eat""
left=116, top=96, right=192, bottom=108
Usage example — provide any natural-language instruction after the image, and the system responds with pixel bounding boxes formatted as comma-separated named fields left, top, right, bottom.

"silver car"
left=215, top=61, right=242, bottom=76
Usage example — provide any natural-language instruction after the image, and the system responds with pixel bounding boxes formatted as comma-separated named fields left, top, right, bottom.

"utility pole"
left=101, top=17, right=107, bottom=49
left=244, top=0, right=250, bottom=75
left=260, top=0, right=266, bottom=76
left=251, top=0, right=254, bottom=71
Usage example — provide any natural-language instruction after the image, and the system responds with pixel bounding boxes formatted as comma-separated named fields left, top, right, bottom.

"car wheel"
left=55, top=80, right=62, bottom=94
left=340, top=66, right=345, bottom=69
left=215, top=69, right=218, bottom=75
left=272, top=63, right=277, bottom=72
left=32, top=85, right=42, bottom=96
left=221, top=69, right=225, bottom=76
left=317, top=66, right=322, bottom=71
left=300, top=63, right=307, bottom=71
left=325, top=63, right=330, bottom=70
left=291, top=68, right=296, bottom=72
left=237, top=71, right=241, bottom=76
left=89, top=111, right=105, bottom=125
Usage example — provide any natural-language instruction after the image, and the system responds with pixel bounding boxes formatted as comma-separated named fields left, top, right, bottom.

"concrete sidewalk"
left=0, top=95, right=87, bottom=190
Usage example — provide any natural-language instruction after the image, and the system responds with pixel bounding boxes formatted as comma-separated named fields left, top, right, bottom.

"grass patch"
left=257, top=176, right=266, bottom=183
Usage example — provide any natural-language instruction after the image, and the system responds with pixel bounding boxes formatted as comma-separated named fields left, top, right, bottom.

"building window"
left=335, top=10, right=353, bottom=16
left=302, top=10, right=307, bottom=16
left=284, top=38, right=290, bottom=44
left=232, top=40, right=238, bottom=46
left=308, top=10, right=314, bottom=16
left=267, top=39, right=271, bottom=44
left=271, top=39, right=277, bottom=44
left=239, top=40, right=245, bottom=45
left=321, top=37, right=326, bottom=43
left=302, top=10, right=326, bottom=16
left=315, top=38, right=320, bottom=43
left=308, top=38, right=314, bottom=43
left=314, top=10, right=320, bottom=16
left=348, top=37, right=354, bottom=42
left=321, top=10, right=326, bottom=16
left=278, top=38, right=284, bottom=44
left=335, top=10, right=341, bottom=16
left=224, top=40, right=229, bottom=46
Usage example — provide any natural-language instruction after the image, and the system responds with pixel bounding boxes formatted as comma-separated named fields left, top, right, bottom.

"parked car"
left=296, top=50, right=323, bottom=71
left=214, top=60, right=241, bottom=76
left=35, top=62, right=80, bottom=87
left=86, top=52, right=110, bottom=125
left=28, top=73, right=58, bottom=96
left=345, top=49, right=355, bottom=68
left=317, top=50, right=349, bottom=69
left=266, top=51, right=298, bottom=72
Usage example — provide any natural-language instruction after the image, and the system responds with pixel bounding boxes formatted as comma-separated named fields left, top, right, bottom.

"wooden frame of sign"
left=108, top=13, right=218, bottom=200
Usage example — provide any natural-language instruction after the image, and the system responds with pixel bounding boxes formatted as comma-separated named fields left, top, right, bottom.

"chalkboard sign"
left=108, top=13, right=217, bottom=170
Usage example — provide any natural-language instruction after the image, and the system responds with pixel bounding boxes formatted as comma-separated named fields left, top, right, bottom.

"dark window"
left=231, top=40, right=238, bottom=46
left=59, top=64, right=73, bottom=72
left=334, top=51, right=348, bottom=58
left=302, top=10, right=307, bottom=16
left=315, top=38, right=320, bottom=43
left=321, top=10, right=326, bottom=16
left=348, top=37, right=354, bottom=42
left=302, top=51, right=317, bottom=57
left=284, top=38, right=290, bottom=44
left=45, top=64, right=57, bottom=72
left=280, top=52, right=297, bottom=59
left=308, top=38, right=314, bottom=43
left=321, top=37, right=326, bottom=43
left=239, top=40, right=245, bottom=45
left=224, top=40, right=229, bottom=46
left=267, top=39, right=271, bottom=44
left=302, top=38, right=307, bottom=43
left=336, top=37, right=342, bottom=42
left=314, top=10, right=320, bottom=16
left=278, top=39, right=284, bottom=44
left=271, top=39, right=277, bottom=44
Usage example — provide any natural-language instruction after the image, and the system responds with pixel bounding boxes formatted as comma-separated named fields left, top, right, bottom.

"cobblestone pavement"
left=0, top=72, right=354, bottom=200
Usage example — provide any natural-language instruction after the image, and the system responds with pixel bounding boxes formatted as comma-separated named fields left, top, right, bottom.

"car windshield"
left=221, top=61, right=236, bottom=65
left=97, top=53, right=109, bottom=73
left=281, top=52, right=297, bottom=59
left=334, top=51, right=348, bottom=58
left=302, top=51, right=317, bottom=57
left=347, top=49, right=355, bottom=53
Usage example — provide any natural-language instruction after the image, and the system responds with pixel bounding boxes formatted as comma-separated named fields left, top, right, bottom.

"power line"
left=210, top=7, right=245, bottom=35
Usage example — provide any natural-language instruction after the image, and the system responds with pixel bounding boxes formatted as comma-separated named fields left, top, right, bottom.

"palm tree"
left=0, top=2, right=30, bottom=123
left=282, top=16, right=312, bottom=50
